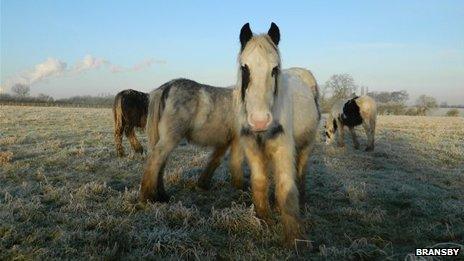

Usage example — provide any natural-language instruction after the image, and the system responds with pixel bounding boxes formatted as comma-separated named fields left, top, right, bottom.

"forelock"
left=240, top=34, right=280, bottom=63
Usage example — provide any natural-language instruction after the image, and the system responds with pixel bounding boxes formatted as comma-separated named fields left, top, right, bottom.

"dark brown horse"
left=113, top=89, right=149, bottom=157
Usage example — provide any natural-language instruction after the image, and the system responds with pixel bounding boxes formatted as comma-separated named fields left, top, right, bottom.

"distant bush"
left=446, top=108, right=460, bottom=117
left=377, top=102, right=406, bottom=115
left=405, top=107, right=419, bottom=116
left=320, top=96, right=336, bottom=114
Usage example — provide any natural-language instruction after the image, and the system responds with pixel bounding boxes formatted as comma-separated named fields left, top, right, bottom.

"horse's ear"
left=240, top=23, right=253, bottom=50
left=268, top=22, right=280, bottom=46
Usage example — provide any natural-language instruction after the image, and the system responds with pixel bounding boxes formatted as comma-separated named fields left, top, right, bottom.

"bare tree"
left=391, top=91, right=409, bottom=103
left=37, top=93, right=54, bottom=102
left=416, top=95, right=438, bottom=115
left=11, top=84, right=30, bottom=97
left=324, top=74, right=358, bottom=100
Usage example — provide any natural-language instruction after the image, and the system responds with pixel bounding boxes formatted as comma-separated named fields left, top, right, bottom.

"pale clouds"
left=4, top=55, right=164, bottom=89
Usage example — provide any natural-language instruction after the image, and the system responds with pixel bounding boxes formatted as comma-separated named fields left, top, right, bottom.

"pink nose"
left=249, top=113, right=272, bottom=131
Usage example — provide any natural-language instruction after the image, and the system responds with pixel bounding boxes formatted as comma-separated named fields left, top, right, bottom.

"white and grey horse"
left=325, top=95, right=377, bottom=151
left=140, top=79, right=243, bottom=202
left=234, top=23, right=320, bottom=246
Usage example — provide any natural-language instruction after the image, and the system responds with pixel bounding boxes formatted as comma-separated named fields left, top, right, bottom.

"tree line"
left=1, top=83, right=114, bottom=108
left=321, top=74, right=460, bottom=117
left=1, top=80, right=461, bottom=116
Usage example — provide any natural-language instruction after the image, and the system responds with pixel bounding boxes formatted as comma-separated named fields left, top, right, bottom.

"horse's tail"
left=146, top=89, right=163, bottom=149
left=113, top=93, right=124, bottom=135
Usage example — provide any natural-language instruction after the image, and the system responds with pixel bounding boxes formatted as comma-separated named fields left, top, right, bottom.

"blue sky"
left=1, top=0, right=463, bottom=104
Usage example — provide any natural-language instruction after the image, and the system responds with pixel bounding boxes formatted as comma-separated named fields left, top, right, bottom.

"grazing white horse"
left=234, top=23, right=320, bottom=246
left=325, top=95, right=377, bottom=151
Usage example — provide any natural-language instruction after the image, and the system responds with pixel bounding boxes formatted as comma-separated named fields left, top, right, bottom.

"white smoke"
left=110, top=58, right=166, bottom=73
left=3, top=55, right=164, bottom=90
left=9, top=58, right=68, bottom=87
left=73, top=55, right=109, bottom=72
left=131, top=58, right=155, bottom=72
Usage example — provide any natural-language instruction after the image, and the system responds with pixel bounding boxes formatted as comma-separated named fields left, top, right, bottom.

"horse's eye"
left=325, top=131, right=330, bottom=137
left=271, top=66, right=279, bottom=77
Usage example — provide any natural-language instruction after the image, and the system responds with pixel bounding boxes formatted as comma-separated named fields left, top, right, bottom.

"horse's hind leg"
left=296, top=145, right=311, bottom=207
left=114, top=124, right=124, bottom=157
left=337, top=124, right=345, bottom=147
left=363, top=120, right=375, bottom=151
left=349, top=127, right=360, bottom=149
left=140, top=135, right=179, bottom=202
left=126, top=126, right=144, bottom=154
left=197, top=144, right=229, bottom=190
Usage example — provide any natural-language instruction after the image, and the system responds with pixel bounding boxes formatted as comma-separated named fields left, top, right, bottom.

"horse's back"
left=152, top=78, right=235, bottom=146
left=280, top=68, right=320, bottom=147
left=283, top=67, right=319, bottom=101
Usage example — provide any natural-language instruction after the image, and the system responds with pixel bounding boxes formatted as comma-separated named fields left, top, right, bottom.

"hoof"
left=260, top=216, right=275, bottom=226
left=256, top=210, right=273, bottom=225
left=365, top=146, right=374, bottom=152
left=299, top=198, right=306, bottom=209
left=139, top=191, right=169, bottom=203
left=282, top=216, right=303, bottom=248
left=232, top=180, right=244, bottom=191
left=117, top=151, right=125, bottom=157
left=197, top=174, right=212, bottom=190
left=298, top=190, right=306, bottom=209
left=337, top=143, right=345, bottom=148
left=354, top=144, right=360, bottom=150
left=135, top=147, right=144, bottom=155
left=156, top=192, right=169, bottom=202
left=283, top=228, right=303, bottom=249
left=197, top=180, right=211, bottom=191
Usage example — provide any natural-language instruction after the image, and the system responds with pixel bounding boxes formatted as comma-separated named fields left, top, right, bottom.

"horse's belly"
left=188, top=123, right=231, bottom=147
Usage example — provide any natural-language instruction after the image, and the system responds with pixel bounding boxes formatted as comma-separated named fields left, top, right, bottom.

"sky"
left=1, top=0, right=463, bottom=104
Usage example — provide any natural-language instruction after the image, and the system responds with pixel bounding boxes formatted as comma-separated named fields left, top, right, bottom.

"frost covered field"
left=1, top=105, right=463, bottom=259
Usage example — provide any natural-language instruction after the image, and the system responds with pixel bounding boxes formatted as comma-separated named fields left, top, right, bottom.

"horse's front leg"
left=243, top=139, right=272, bottom=223
left=267, top=135, right=302, bottom=247
left=229, top=137, right=245, bottom=190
